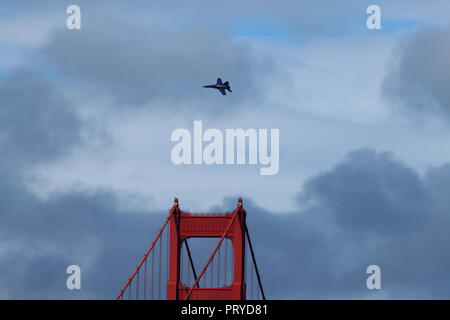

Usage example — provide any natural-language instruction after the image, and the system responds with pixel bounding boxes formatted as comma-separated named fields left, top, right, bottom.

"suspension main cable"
left=245, top=225, right=266, bottom=300
left=185, top=239, right=200, bottom=287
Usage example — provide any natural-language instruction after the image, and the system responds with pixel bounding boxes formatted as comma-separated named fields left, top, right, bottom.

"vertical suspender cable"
left=203, top=270, right=206, bottom=287
left=151, top=249, right=154, bottom=300
left=136, top=271, right=139, bottom=300
left=180, top=241, right=184, bottom=285
left=211, top=253, right=214, bottom=287
left=188, top=257, right=191, bottom=286
left=257, top=282, right=260, bottom=300
left=251, top=258, right=254, bottom=300
left=224, top=239, right=227, bottom=285
left=144, top=259, right=147, bottom=300
left=158, top=235, right=162, bottom=299
left=217, top=246, right=221, bottom=287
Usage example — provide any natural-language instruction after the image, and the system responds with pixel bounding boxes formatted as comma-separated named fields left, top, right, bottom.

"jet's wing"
left=216, top=77, right=223, bottom=85
left=218, top=87, right=227, bottom=95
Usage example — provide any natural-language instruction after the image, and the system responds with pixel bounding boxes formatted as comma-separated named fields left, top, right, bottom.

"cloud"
left=1, top=147, right=450, bottom=299
left=383, top=25, right=450, bottom=121
left=0, top=178, right=167, bottom=299
left=157, top=148, right=447, bottom=300
left=300, top=149, right=431, bottom=235
left=240, top=149, right=447, bottom=299
left=0, top=69, right=81, bottom=168
left=40, top=20, right=276, bottom=115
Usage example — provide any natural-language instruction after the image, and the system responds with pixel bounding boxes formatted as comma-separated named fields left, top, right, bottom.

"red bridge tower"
left=168, top=197, right=246, bottom=300
left=116, top=198, right=264, bottom=301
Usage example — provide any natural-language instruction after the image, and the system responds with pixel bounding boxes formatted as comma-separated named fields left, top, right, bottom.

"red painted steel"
left=167, top=198, right=247, bottom=300
left=184, top=209, right=239, bottom=300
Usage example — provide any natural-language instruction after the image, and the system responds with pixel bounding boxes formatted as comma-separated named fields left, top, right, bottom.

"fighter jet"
left=203, top=77, right=232, bottom=96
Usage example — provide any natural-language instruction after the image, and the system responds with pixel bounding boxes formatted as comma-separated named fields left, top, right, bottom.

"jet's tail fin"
left=224, top=81, right=231, bottom=92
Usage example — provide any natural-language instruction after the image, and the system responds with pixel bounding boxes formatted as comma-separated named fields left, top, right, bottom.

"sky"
left=1, top=0, right=450, bottom=299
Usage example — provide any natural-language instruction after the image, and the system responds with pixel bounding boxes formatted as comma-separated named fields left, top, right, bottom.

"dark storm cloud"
left=197, top=149, right=448, bottom=299
left=383, top=25, right=450, bottom=121
left=40, top=20, right=276, bottom=114
left=0, top=175, right=167, bottom=299
left=300, top=149, right=431, bottom=235
left=0, top=69, right=81, bottom=167
left=0, top=66, right=97, bottom=298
